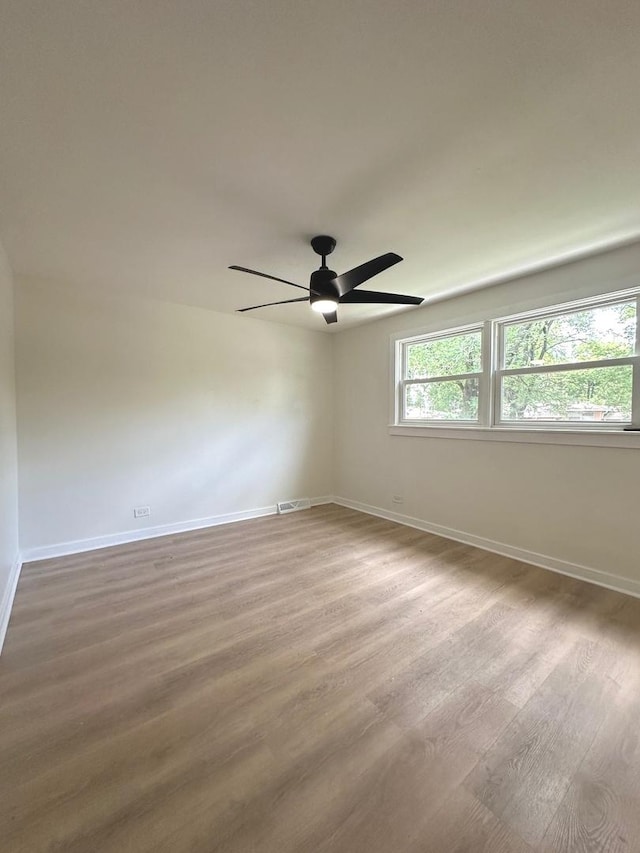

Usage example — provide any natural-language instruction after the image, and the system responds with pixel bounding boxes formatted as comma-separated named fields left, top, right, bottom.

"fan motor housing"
left=309, top=268, right=339, bottom=307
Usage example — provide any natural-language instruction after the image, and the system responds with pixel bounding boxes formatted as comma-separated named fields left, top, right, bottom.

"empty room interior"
left=2, top=2, right=640, bottom=851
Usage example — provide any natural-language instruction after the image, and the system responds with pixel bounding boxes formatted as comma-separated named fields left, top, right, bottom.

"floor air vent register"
left=277, top=498, right=311, bottom=514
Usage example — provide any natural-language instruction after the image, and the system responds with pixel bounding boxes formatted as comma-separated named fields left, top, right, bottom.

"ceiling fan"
left=230, top=235, right=423, bottom=324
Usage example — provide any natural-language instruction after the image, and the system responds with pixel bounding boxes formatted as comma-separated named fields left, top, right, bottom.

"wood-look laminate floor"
left=1, top=505, right=640, bottom=853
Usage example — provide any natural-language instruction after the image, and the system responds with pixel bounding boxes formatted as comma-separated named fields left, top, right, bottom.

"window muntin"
left=394, top=289, right=640, bottom=432
left=399, top=327, right=483, bottom=423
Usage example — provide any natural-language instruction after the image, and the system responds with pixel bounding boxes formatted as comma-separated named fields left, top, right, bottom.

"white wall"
left=16, top=279, right=333, bottom=551
left=0, top=243, right=19, bottom=614
left=334, top=242, right=640, bottom=586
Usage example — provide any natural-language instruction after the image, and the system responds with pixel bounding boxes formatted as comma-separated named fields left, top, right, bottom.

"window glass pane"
left=406, top=330, right=482, bottom=379
left=500, top=365, right=632, bottom=422
left=503, top=301, right=636, bottom=369
left=405, top=378, right=479, bottom=420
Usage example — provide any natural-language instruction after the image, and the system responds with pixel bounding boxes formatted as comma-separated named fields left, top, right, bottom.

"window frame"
left=395, top=323, right=487, bottom=426
left=392, top=286, right=640, bottom=438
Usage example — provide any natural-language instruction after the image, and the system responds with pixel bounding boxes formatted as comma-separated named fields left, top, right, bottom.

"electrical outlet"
left=134, top=506, right=150, bottom=518
left=392, top=495, right=404, bottom=504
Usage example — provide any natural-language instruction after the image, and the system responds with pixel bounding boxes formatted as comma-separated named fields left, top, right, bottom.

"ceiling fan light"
left=311, top=298, right=339, bottom=314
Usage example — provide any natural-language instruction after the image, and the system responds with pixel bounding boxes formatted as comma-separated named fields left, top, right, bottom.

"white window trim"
left=390, top=286, right=640, bottom=447
left=388, top=424, right=640, bottom=449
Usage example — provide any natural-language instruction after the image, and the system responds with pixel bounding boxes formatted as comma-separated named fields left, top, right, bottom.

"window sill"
left=389, top=424, right=640, bottom=449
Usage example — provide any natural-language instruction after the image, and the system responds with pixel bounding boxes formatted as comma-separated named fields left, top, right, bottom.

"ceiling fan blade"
left=237, top=297, right=308, bottom=313
left=229, top=265, right=309, bottom=292
left=323, top=310, right=338, bottom=325
left=339, top=289, right=423, bottom=305
left=331, top=253, right=403, bottom=296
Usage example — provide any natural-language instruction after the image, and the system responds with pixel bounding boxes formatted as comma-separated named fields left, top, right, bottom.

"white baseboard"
left=0, top=555, right=23, bottom=654
left=333, top=496, right=640, bottom=600
left=22, top=496, right=334, bottom=564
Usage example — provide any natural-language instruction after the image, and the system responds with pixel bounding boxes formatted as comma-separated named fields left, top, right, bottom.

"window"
left=398, top=326, right=484, bottom=423
left=496, top=298, right=637, bottom=426
left=394, top=288, right=640, bottom=433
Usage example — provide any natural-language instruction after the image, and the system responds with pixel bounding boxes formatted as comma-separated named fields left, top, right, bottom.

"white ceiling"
left=1, top=1, right=639, bottom=332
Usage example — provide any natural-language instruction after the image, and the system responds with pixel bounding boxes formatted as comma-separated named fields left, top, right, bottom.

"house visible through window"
left=395, top=288, right=639, bottom=431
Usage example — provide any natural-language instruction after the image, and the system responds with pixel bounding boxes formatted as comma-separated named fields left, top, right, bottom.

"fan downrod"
left=310, top=235, right=337, bottom=259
